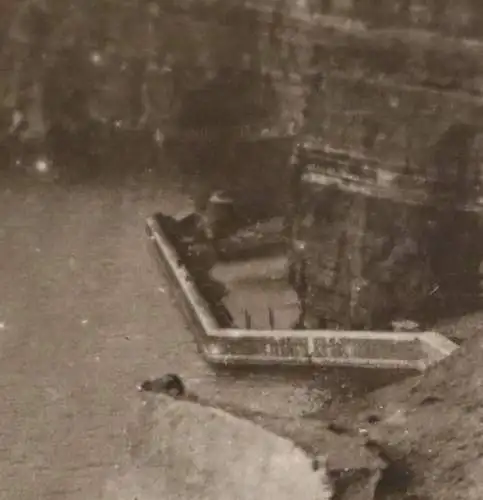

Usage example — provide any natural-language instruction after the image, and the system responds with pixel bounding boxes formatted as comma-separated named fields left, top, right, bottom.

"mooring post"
left=268, top=306, right=275, bottom=329
left=244, top=309, right=252, bottom=329
left=298, top=258, right=308, bottom=329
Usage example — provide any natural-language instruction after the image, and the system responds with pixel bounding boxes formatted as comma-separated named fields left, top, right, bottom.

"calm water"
left=0, top=174, right=329, bottom=500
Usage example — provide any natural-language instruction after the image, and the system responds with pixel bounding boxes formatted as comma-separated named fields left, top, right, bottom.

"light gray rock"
left=103, top=394, right=332, bottom=500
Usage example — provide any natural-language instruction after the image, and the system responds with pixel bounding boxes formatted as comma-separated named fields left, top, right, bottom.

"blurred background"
left=0, top=0, right=314, bottom=213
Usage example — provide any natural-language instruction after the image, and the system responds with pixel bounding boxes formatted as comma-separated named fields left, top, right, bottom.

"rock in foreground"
left=102, top=394, right=332, bottom=500
left=329, top=322, right=483, bottom=500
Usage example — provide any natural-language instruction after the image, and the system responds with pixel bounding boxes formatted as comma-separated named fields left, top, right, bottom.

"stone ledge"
left=146, top=214, right=458, bottom=373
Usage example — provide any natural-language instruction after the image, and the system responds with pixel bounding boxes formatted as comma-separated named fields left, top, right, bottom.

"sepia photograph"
left=1, top=1, right=482, bottom=499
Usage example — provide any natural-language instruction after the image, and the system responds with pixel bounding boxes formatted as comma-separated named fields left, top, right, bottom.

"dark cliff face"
left=2, top=0, right=311, bottom=194
left=3, top=0, right=311, bottom=126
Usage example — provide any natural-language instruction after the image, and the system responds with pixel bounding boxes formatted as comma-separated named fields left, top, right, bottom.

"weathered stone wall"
left=304, top=25, right=483, bottom=203
left=311, top=0, right=483, bottom=38
left=4, top=0, right=313, bottom=131
left=308, top=74, right=483, bottom=182
left=2, top=0, right=312, bottom=201
left=294, top=17, right=483, bottom=327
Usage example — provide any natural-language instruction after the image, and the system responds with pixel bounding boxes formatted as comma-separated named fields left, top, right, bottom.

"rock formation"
left=102, top=393, right=333, bottom=500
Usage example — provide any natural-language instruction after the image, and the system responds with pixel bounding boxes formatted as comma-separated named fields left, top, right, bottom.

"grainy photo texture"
left=1, top=1, right=482, bottom=500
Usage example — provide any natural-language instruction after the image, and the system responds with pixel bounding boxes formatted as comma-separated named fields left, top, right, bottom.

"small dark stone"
left=366, top=414, right=381, bottom=424
left=419, top=395, right=443, bottom=406
left=327, top=421, right=351, bottom=435
left=137, top=380, right=152, bottom=391
left=137, top=373, right=186, bottom=397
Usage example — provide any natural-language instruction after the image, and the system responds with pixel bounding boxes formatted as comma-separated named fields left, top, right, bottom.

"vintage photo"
left=1, top=1, right=481, bottom=499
